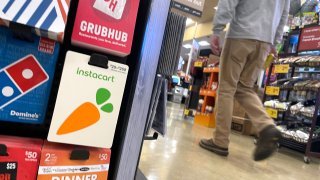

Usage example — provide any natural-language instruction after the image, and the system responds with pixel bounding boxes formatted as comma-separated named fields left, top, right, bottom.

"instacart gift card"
left=48, top=51, right=128, bottom=148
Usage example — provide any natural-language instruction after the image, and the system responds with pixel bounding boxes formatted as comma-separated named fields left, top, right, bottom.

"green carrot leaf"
left=96, top=88, right=111, bottom=105
left=101, top=103, right=114, bottom=113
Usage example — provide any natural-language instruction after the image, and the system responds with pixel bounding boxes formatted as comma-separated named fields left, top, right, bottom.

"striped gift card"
left=0, top=0, right=70, bottom=42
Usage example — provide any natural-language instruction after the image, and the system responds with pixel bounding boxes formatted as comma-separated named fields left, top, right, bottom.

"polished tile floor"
left=139, top=102, right=320, bottom=180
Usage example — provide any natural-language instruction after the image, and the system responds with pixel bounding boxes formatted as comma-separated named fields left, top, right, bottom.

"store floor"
left=139, top=102, right=320, bottom=180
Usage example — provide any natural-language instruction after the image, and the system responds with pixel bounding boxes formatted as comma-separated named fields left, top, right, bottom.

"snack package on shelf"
left=205, top=106, right=213, bottom=114
left=72, top=0, right=140, bottom=57
left=279, top=89, right=288, bottom=102
left=300, top=106, right=315, bottom=118
left=277, top=126, right=319, bottom=144
left=0, top=135, right=43, bottom=180
left=197, top=99, right=203, bottom=112
left=264, top=99, right=290, bottom=110
left=302, top=12, right=318, bottom=26
left=292, top=16, right=301, bottom=28
left=277, top=56, right=301, bottom=64
left=288, top=34, right=299, bottom=54
left=308, top=56, right=320, bottom=66
left=0, top=0, right=71, bottom=42
left=37, top=141, right=111, bottom=180
left=0, top=26, right=59, bottom=124
left=306, top=90, right=318, bottom=100
left=295, top=56, right=311, bottom=66
left=290, top=102, right=304, bottom=115
left=293, top=80, right=312, bottom=90
left=211, top=82, right=218, bottom=90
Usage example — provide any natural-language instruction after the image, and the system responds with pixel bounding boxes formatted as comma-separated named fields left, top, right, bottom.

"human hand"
left=270, top=45, right=278, bottom=57
left=211, top=34, right=221, bottom=56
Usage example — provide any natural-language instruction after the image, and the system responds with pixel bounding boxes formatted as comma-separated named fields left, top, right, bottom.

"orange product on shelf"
left=203, top=67, right=219, bottom=73
left=195, top=67, right=219, bottom=128
left=194, top=113, right=216, bottom=128
left=200, top=89, right=216, bottom=97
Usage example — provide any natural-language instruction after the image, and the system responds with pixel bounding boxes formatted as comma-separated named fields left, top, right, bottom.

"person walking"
left=199, top=0, right=290, bottom=161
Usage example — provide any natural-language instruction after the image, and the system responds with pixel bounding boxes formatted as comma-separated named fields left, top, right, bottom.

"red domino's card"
left=72, top=0, right=140, bottom=57
left=5, top=55, right=48, bottom=93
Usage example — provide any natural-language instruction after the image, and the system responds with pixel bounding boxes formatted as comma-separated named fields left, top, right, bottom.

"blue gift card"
left=0, top=27, right=59, bottom=124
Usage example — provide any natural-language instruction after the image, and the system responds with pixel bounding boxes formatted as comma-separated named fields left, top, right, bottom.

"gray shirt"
left=213, top=0, right=290, bottom=45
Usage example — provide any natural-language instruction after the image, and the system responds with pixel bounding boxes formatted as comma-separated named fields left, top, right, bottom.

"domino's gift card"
left=0, top=26, right=59, bottom=124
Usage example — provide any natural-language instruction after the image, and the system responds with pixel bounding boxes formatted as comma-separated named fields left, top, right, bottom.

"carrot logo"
left=56, top=88, right=113, bottom=135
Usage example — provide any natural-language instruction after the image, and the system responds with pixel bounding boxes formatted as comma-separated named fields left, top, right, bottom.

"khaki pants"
left=214, top=38, right=275, bottom=148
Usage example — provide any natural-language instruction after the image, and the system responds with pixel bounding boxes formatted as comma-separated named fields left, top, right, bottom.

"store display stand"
left=135, top=169, right=148, bottom=180
left=194, top=67, right=219, bottom=128
left=263, top=61, right=320, bottom=163
left=306, top=88, right=320, bottom=163
left=0, top=0, right=172, bottom=179
left=113, top=0, right=172, bottom=179
left=184, top=61, right=205, bottom=118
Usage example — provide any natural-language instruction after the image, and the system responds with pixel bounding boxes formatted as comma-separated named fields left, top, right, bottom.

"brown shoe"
left=199, top=138, right=229, bottom=156
left=253, top=125, right=282, bottom=161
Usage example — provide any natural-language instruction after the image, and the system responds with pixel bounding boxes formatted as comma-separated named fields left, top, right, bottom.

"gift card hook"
left=9, top=22, right=34, bottom=42
left=89, top=54, right=109, bottom=69
left=70, top=149, right=90, bottom=160
left=0, top=144, right=8, bottom=156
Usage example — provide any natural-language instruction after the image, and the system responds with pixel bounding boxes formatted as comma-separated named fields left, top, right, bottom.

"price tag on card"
left=0, top=162, right=18, bottom=180
left=184, top=109, right=190, bottom=116
left=266, top=108, right=278, bottom=119
left=48, top=51, right=128, bottom=148
left=274, top=64, right=290, bottom=73
left=194, top=61, right=203, bottom=67
left=264, top=54, right=275, bottom=69
left=265, top=86, right=280, bottom=96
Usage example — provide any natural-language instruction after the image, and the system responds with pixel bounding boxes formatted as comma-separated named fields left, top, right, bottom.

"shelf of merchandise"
left=183, top=59, right=208, bottom=118
left=199, top=89, right=217, bottom=97
left=263, top=60, right=320, bottom=163
left=203, top=67, right=219, bottom=73
left=194, top=67, right=219, bottom=128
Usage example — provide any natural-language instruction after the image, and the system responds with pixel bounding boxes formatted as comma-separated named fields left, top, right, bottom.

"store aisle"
left=139, top=102, right=320, bottom=180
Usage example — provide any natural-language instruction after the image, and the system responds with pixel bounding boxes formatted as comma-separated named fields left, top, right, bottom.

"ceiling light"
left=186, top=18, right=194, bottom=26
left=198, top=41, right=210, bottom=46
left=214, top=6, right=218, bottom=10
left=183, top=44, right=192, bottom=49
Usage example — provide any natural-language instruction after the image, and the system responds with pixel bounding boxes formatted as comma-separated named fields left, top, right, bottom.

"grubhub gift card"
left=72, top=0, right=140, bottom=57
